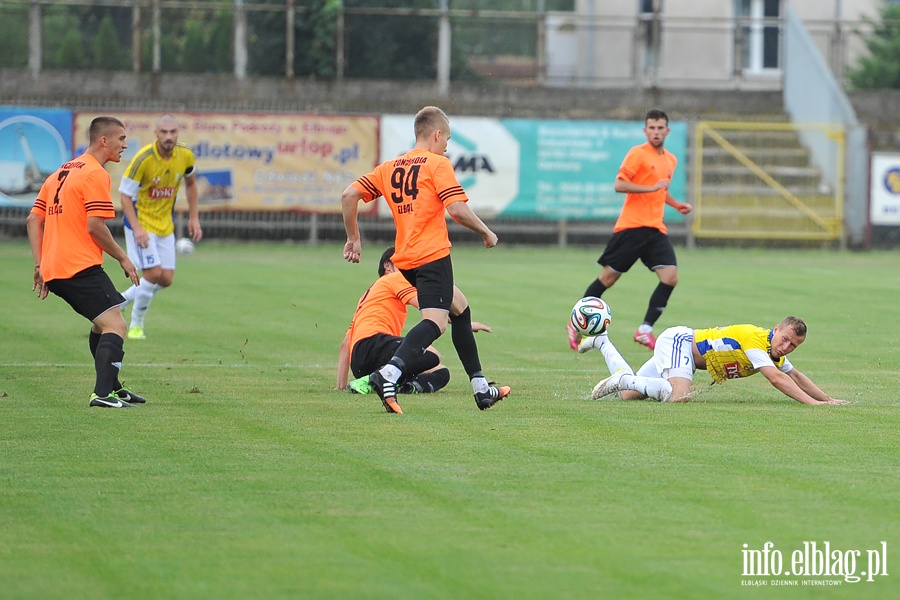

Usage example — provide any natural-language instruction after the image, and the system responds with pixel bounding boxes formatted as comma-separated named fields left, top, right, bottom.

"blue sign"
left=0, top=108, right=73, bottom=207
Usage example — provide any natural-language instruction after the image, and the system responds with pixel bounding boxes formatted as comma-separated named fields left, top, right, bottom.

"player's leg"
left=569, top=231, right=637, bottom=350
left=579, top=333, right=633, bottom=375
left=606, top=327, right=695, bottom=402
left=120, top=226, right=142, bottom=309
left=448, top=285, right=510, bottom=410
left=635, top=232, right=679, bottom=350
left=47, top=267, right=138, bottom=408
left=400, top=346, right=450, bottom=393
left=129, top=234, right=176, bottom=339
left=369, top=260, right=452, bottom=414
left=403, top=366, right=451, bottom=394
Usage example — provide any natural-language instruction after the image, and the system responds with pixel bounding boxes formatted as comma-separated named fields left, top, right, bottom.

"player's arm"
left=614, top=177, right=669, bottom=194
left=118, top=172, right=149, bottom=248
left=184, top=172, right=202, bottom=242
left=445, top=201, right=498, bottom=248
left=665, top=192, right=692, bottom=214
left=337, top=332, right=351, bottom=390
left=786, top=367, right=847, bottom=405
left=87, top=216, right=140, bottom=286
left=341, top=184, right=365, bottom=263
left=25, top=210, right=48, bottom=299
left=758, top=365, right=844, bottom=406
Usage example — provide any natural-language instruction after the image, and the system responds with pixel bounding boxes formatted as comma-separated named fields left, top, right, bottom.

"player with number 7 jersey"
left=341, top=106, right=509, bottom=414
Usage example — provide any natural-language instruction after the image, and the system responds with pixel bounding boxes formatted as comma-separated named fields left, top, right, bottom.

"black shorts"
left=350, top=333, right=403, bottom=378
left=46, top=265, right=126, bottom=322
left=598, top=227, right=677, bottom=273
left=400, top=255, right=453, bottom=312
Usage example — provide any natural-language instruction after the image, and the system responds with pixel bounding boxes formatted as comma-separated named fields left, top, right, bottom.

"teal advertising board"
left=499, top=119, right=688, bottom=221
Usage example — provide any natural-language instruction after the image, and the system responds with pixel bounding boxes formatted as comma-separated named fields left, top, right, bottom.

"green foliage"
left=206, top=11, right=232, bottom=73
left=0, top=5, right=28, bottom=68
left=344, top=0, right=438, bottom=80
left=0, top=242, right=898, bottom=598
left=247, top=0, right=341, bottom=78
left=181, top=21, right=209, bottom=72
left=14, top=1, right=575, bottom=78
left=299, top=0, right=341, bottom=78
left=56, top=29, right=89, bottom=70
left=43, top=7, right=85, bottom=69
left=848, top=5, right=900, bottom=89
left=94, top=13, right=126, bottom=70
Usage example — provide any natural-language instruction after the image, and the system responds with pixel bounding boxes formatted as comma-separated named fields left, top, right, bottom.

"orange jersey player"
left=340, top=106, right=509, bottom=414
left=336, top=247, right=492, bottom=398
left=26, top=116, right=147, bottom=408
left=568, top=108, right=693, bottom=352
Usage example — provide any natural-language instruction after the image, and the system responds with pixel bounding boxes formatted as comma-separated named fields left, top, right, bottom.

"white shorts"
left=635, top=326, right=695, bottom=381
left=125, top=229, right=176, bottom=271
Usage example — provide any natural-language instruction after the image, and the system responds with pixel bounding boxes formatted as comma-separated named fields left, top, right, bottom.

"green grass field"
left=1, top=240, right=897, bottom=599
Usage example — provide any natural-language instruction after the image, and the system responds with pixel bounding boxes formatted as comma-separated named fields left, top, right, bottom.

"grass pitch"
left=0, top=241, right=897, bottom=599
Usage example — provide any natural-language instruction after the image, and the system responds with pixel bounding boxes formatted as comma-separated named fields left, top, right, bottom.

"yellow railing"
left=692, top=121, right=844, bottom=241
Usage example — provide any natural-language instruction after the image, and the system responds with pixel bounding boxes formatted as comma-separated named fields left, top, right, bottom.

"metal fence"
left=0, top=0, right=886, bottom=91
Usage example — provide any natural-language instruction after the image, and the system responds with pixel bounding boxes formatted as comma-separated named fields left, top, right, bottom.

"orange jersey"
left=352, top=148, right=467, bottom=270
left=348, top=271, right=418, bottom=354
left=31, top=153, right=116, bottom=282
left=614, top=142, right=678, bottom=234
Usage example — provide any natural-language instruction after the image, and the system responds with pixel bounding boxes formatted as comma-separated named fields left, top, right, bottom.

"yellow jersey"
left=694, top=324, right=792, bottom=383
left=119, top=142, right=196, bottom=236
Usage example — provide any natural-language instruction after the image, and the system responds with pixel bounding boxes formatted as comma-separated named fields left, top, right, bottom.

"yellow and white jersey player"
left=579, top=316, right=847, bottom=406
left=117, top=114, right=202, bottom=340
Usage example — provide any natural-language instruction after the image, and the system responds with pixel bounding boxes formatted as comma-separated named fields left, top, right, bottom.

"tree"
left=207, top=11, right=233, bottom=73
left=181, top=21, right=209, bottom=72
left=94, top=13, right=126, bottom=70
left=246, top=0, right=339, bottom=78
left=343, top=0, right=437, bottom=80
left=0, top=5, right=28, bottom=68
left=57, top=30, right=90, bottom=70
left=848, top=5, right=900, bottom=90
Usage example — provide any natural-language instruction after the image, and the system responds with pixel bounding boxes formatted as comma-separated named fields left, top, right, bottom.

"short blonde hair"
left=779, top=316, right=807, bottom=337
left=414, top=106, right=449, bottom=140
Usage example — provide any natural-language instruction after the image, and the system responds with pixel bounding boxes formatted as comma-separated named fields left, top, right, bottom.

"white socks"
left=595, top=335, right=634, bottom=376
left=589, top=336, right=672, bottom=401
left=379, top=364, right=403, bottom=384
left=637, top=323, right=653, bottom=334
left=617, top=374, right=673, bottom=402
left=130, top=278, right=163, bottom=328
left=121, top=284, right=139, bottom=309
left=470, top=376, right=489, bottom=394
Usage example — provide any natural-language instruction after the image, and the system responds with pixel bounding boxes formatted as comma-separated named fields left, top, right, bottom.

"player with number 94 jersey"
left=351, top=148, right=465, bottom=271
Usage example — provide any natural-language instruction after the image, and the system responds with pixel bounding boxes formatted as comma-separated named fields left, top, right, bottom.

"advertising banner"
left=73, top=112, right=379, bottom=212
left=0, top=108, right=73, bottom=207
left=380, top=115, right=688, bottom=221
left=870, top=152, right=900, bottom=225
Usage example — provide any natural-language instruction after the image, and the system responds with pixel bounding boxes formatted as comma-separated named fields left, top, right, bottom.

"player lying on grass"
left=580, top=316, right=848, bottom=405
left=336, top=247, right=494, bottom=405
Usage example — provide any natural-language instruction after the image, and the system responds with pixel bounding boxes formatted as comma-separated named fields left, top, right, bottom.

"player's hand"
left=677, top=202, right=693, bottom=215
left=32, top=266, right=48, bottom=300
left=120, top=257, right=140, bottom=286
left=133, top=226, right=150, bottom=248
left=343, top=239, right=361, bottom=263
left=654, top=178, right=670, bottom=191
left=483, top=230, right=498, bottom=249
left=189, top=218, right=203, bottom=242
left=471, top=321, right=492, bottom=333
left=822, top=398, right=849, bottom=405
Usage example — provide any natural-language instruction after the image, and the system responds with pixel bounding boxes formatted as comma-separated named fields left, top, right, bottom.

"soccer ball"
left=175, top=238, right=195, bottom=256
left=571, top=296, right=612, bottom=337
